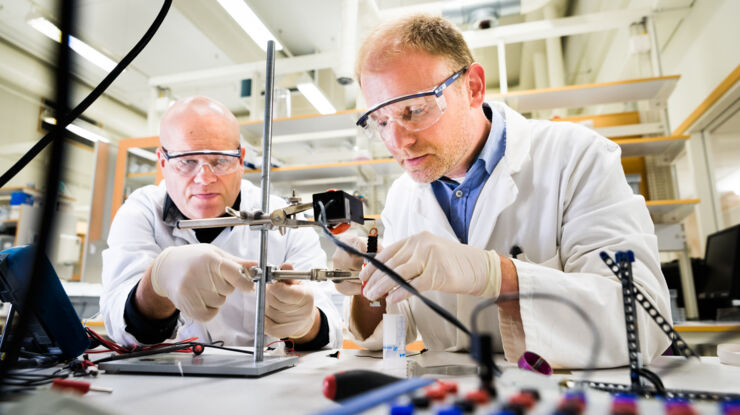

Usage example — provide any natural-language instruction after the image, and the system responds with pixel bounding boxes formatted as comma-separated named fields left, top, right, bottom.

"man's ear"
left=156, top=148, right=166, bottom=169
left=466, top=62, right=486, bottom=108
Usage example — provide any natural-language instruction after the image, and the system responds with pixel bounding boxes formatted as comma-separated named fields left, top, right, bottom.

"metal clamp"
left=177, top=193, right=318, bottom=235
left=246, top=266, right=359, bottom=283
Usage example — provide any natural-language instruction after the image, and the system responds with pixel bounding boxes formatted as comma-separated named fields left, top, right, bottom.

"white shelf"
left=596, top=122, right=665, bottom=138
left=243, top=158, right=401, bottom=185
left=613, top=135, right=689, bottom=160
left=489, top=75, right=680, bottom=112
left=240, top=110, right=363, bottom=140
left=646, top=199, right=699, bottom=224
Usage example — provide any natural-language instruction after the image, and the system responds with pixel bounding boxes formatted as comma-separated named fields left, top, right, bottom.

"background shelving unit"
left=0, top=186, right=81, bottom=280
left=110, top=137, right=161, bottom=222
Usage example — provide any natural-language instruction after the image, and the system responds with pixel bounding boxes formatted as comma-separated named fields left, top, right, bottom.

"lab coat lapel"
left=468, top=102, right=532, bottom=249
left=411, top=184, right=458, bottom=240
left=468, top=168, right=517, bottom=249
left=171, top=223, right=199, bottom=244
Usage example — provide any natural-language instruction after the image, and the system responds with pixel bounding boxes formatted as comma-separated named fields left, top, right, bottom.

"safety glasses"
left=161, top=146, right=242, bottom=177
left=356, top=66, right=468, bottom=141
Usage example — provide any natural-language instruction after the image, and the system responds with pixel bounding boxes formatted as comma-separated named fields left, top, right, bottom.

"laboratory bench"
left=3, top=349, right=740, bottom=414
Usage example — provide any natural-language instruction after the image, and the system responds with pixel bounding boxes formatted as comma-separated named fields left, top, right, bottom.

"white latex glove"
left=264, top=264, right=317, bottom=339
left=360, top=231, right=502, bottom=304
left=331, top=235, right=375, bottom=296
left=150, top=244, right=255, bottom=322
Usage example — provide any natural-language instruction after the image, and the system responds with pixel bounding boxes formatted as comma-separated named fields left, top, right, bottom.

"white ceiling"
left=0, top=0, right=542, bottom=118
left=0, top=0, right=694, bottom=132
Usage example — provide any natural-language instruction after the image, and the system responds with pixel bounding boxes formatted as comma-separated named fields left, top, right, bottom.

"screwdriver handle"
left=52, top=378, right=113, bottom=394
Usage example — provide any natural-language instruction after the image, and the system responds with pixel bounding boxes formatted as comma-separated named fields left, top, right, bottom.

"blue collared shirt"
left=431, top=103, right=506, bottom=244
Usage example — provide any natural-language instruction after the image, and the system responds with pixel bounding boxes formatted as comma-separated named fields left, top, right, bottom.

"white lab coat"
left=101, top=179, right=341, bottom=348
left=349, top=102, right=671, bottom=369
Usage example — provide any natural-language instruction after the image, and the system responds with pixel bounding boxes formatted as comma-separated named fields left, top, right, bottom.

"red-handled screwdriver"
left=52, top=378, right=113, bottom=394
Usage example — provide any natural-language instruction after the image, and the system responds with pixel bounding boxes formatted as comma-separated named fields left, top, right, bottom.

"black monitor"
left=698, top=224, right=740, bottom=302
left=0, top=245, right=89, bottom=367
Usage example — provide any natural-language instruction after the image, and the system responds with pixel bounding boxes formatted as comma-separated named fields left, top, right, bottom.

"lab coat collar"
left=492, top=101, right=531, bottom=174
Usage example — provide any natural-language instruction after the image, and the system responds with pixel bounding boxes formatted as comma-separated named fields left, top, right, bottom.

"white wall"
left=662, top=0, right=740, bottom=132
left=0, top=81, right=46, bottom=192
left=0, top=37, right=149, bottom=229
left=0, top=81, right=96, bottom=222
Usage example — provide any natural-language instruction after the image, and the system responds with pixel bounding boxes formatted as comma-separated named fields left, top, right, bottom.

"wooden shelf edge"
left=645, top=199, right=700, bottom=206
left=126, top=171, right=157, bottom=178
left=675, top=324, right=740, bottom=332
left=673, top=63, right=740, bottom=136
left=612, top=135, right=690, bottom=145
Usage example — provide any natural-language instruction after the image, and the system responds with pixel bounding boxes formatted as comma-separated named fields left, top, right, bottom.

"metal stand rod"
left=253, top=40, right=276, bottom=363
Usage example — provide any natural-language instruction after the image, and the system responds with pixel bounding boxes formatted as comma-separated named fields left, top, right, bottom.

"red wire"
left=85, top=328, right=199, bottom=355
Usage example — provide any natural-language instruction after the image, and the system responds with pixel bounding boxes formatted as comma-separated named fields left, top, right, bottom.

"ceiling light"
left=28, top=16, right=117, bottom=72
left=216, top=0, right=283, bottom=51
left=297, top=82, right=336, bottom=115
left=43, top=117, right=110, bottom=143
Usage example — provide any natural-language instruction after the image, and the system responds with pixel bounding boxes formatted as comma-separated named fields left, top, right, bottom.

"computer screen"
left=0, top=245, right=89, bottom=366
left=700, top=224, right=740, bottom=300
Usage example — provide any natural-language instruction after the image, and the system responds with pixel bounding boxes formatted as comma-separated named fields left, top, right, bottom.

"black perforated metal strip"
left=578, top=380, right=740, bottom=402
left=600, top=253, right=700, bottom=359
left=619, top=255, right=643, bottom=389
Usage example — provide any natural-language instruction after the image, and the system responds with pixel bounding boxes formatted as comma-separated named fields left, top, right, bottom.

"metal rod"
left=270, top=269, right=360, bottom=282
left=177, top=217, right=271, bottom=229
left=253, top=40, right=276, bottom=363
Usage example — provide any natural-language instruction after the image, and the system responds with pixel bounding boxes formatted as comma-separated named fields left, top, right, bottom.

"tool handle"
left=322, top=369, right=402, bottom=401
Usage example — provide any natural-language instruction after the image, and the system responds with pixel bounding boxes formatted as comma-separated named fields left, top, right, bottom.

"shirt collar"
left=477, top=102, right=506, bottom=175
left=162, top=192, right=242, bottom=223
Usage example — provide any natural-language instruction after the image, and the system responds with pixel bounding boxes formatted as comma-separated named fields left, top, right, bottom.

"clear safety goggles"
left=161, top=146, right=242, bottom=176
left=356, top=66, right=468, bottom=141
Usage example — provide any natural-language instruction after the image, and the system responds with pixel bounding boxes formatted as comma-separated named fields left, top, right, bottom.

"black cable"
left=91, top=341, right=254, bottom=365
left=0, top=0, right=173, bottom=392
left=471, top=292, right=602, bottom=381
left=315, top=201, right=471, bottom=336
left=0, top=0, right=74, bottom=391
left=0, top=0, right=173, bottom=187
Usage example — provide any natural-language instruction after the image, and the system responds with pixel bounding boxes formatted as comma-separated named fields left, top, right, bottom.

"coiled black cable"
left=0, top=0, right=173, bottom=187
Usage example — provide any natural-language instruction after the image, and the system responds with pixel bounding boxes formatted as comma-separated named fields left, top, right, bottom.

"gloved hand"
left=360, top=231, right=502, bottom=304
left=264, top=264, right=318, bottom=339
left=331, top=235, right=369, bottom=296
left=150, top=244, right=256, bottom=321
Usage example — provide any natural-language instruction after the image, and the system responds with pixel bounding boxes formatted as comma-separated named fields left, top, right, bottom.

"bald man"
left=100, top=96, right=341, bottom=349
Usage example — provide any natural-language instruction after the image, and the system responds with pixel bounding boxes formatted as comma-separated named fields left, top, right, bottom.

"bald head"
left=157, top=96, right=244, bottom=219
left=160, top=96, right=240, bottom=151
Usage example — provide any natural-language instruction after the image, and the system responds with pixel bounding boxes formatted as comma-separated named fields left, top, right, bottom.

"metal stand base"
left=99, top=354, right=298, bottom=377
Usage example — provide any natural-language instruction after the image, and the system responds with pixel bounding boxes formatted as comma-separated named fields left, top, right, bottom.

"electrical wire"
left=471, top=292, right=602, bottom=382
left=0, top=0, right=173, bottom=187
left=0, top=0, right=75, bottom=390
left=315, top=200, right=471, bottom=336
left=317, top=200, right=729, bottom=401
left=0, top=2, right=173, bottom=392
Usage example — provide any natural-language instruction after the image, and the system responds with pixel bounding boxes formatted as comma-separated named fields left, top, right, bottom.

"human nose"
left=382, top=120, right=416, bottom=151
left=192, top=163, right=217, bottom=184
